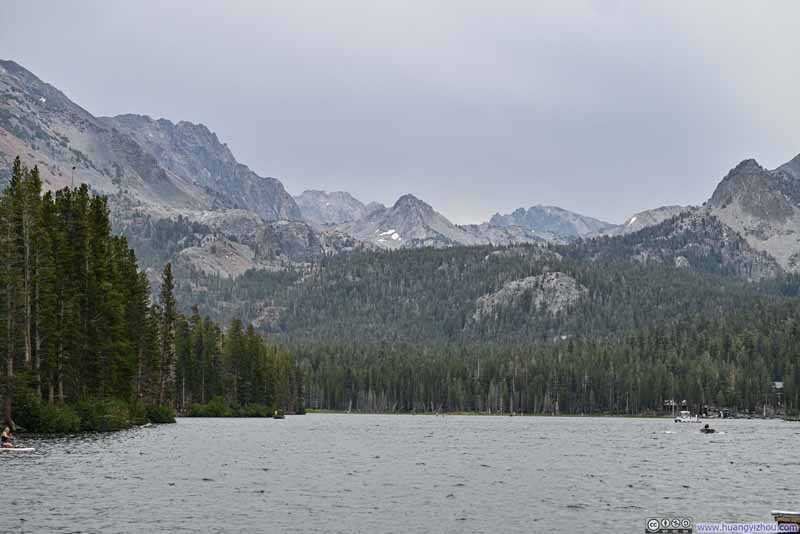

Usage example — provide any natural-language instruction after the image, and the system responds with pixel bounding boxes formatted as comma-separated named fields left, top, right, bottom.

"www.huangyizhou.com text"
left=694, top=523, right=799, bottom=533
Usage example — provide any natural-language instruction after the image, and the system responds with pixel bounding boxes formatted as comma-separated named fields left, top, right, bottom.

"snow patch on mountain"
left=598, top=206, right=692, bottom=237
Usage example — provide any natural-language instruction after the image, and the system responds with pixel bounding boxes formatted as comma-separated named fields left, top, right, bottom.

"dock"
left=772, top=511, right=800, bottom=528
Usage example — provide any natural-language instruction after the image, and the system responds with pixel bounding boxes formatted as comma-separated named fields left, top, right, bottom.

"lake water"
left=3, top=415, right=799, bottom=533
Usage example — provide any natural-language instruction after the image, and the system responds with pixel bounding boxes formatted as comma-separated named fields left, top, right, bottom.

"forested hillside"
left=172, top=219, right=800, bottom=417
left=175, top=238, right=789, bottom=343
left=0, top=158, right=302, bottom=432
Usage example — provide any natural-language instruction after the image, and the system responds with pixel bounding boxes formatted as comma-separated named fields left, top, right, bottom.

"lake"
left=3, top=415, right=799, bottom=533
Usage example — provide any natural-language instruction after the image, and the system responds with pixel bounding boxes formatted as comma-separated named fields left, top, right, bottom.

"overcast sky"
left=2, top=1, right=799, bottom=224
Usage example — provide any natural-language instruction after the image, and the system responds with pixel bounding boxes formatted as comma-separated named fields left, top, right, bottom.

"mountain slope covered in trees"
left=175, top=211, right=786, bottom=342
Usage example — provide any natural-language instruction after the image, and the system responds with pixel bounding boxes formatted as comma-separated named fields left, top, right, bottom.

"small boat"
left=0, top=447, right=35, bottom=452
left=674, top=410, right=701, bottom=423
left=700, top=424, right=715, bottom=434
left=273, top=410, right=285, bottom=419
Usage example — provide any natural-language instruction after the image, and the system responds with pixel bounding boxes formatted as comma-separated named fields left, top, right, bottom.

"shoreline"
left=306, top=410, right=669, bottom=419
left=304, top=410, right=793, bottom=420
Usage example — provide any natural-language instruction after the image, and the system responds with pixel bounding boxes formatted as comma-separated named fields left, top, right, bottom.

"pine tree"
left=19, top=165, right=42, bottom=375
left=36, top=191, right=58, bottom=403
left=158, top=263, right=177, bottom=408
left=2, top=157, right=24, bottom=384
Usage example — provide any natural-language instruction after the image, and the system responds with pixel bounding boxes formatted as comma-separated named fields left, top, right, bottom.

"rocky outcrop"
left=474, top=272, right=588, bottom=321
left=254, top=220, right=365, bottom=264
left=177, top=234, right=261, bottom=278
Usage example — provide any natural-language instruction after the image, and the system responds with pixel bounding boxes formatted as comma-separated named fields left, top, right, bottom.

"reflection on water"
left=4, top=415, right=799, bottom=533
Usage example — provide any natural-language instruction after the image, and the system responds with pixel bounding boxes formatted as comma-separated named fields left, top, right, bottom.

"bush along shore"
left=0, top=158, right=303, bottom=434
left=10, top=388, right=176, bottom=433
left=185, top=396, right=302, bottom=418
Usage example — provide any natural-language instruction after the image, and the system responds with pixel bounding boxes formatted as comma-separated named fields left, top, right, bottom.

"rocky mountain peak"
left=708, top=157, right=797, bottom=218
left=733, top=158, right=764, bottom=174
left=102, top=113, right=300, bottom=221
left=490, top=204, right=614, bottom=240
left=706, top=154, right=800, bottom=271
left=393, top=193, right=433, bottom=213
left=106, top=114, right=238, bottom=168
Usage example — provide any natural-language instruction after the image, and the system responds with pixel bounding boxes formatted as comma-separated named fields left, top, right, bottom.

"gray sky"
left=3, top=1, right=800, bottom=224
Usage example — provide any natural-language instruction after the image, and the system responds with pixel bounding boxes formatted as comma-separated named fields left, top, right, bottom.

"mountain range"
left=3, top=57, right=800, bottom=293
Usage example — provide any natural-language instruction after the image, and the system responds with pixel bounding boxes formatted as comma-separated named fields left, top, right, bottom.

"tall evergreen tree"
left=158, top=263, right=177, bottom=408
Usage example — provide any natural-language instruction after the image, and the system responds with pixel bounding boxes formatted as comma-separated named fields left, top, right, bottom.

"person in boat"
left=1, top=425, right=13, bottom=448
left=700, top=423, right=715, bottom=434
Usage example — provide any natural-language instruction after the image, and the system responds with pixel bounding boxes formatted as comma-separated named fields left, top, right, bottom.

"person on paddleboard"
left=1, top=425, right=13, bottom=448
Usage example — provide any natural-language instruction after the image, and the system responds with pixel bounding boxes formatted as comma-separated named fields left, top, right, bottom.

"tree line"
left=0, top=158, right=302, bottom=432
left=175, top=242, right=795, bottom=344
left=175, top=310, right=304, bottom=415
left=293, top=300, right=800, bottom=416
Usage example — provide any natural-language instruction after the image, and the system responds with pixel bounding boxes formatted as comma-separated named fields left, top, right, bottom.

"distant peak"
left=393, top=194, right=434, bottom=211
left=708, top=157, right=775, bottom=209
left=395, top=193, right=423, bottom=205
left=730, top=158, right=764, bottom=175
